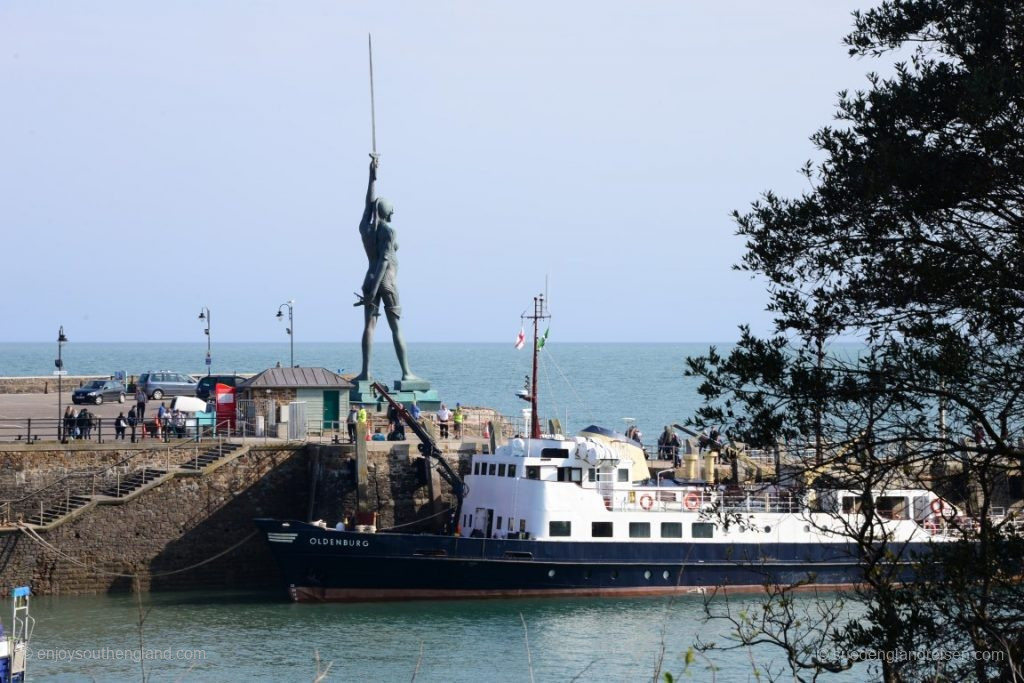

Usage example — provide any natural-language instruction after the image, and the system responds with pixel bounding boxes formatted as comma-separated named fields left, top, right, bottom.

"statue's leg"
left=356, top=302, right=379, bottom=381
left=382, top=288, right=418, bottom=381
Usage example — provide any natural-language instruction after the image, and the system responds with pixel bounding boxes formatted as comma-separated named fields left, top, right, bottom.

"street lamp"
left=56, top=326, right=68, bottom=443
left=198, top=307, right=211, bottom=375
left=276, top=300, right=294, bottom=368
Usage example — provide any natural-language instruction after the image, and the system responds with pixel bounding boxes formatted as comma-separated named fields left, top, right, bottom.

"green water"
left=18, top=591, right=865, bottom=681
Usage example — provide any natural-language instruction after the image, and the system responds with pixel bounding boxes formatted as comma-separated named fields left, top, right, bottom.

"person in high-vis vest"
left=453, top=403, right=465, bottom=439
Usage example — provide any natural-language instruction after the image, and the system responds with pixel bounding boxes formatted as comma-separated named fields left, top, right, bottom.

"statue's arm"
left=361, top=158, right=378, bottom=228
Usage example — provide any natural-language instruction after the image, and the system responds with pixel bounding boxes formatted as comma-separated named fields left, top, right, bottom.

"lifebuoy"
left=683, top=492, right=701, bottom=510
left=930, top=499, right=946, bottom=516
left=640, top=494, right=654, bottom=510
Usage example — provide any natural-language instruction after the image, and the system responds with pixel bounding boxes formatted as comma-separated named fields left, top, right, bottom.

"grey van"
left=137, top=371, right=199, bottom=400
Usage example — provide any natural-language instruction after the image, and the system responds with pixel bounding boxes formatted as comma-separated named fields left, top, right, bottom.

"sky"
left=0, top=1, right=883, bottom=343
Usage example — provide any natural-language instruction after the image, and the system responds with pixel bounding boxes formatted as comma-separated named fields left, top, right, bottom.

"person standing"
left=437, top=403, right=452, bottom=439
left=409, top=400, right=421, bottom=422
left=135, top=386, right=147, bottom=422
left=115, top=412, right=128, bottom=440
left=346, top=406, right=359, bottom=444
left=356, top=404, right=368, bottom=439
left=127, top=407, right=138, bottom=443
left=63, top=406, right=75, bottom=441
left=453, top=403, right=464, bottom=439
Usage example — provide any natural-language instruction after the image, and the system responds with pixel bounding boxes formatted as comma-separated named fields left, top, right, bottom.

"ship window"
left=617, top=468, right=629, bottom=482
left=468, top=515, right=473, bottom=527
left=629, top=522, right=651, bottom=538
left=541, top=447, right=569, bottom=458
left=842, top=497, right=861, bottom=514
left=520, top=519, right=527, bottom=532
left=498, top=464, right=507, bottom=477
left=661, top=522, right=683, bottom=538
left=474, top=462, right=481, bottom=475
left=526, top=466, right=540, bottom=480
left=877, top=496, right=909, bottom=520
left=549, top=521, right=571, bottom=537
left=496, top=516, right=503, bottom=531
left=692, top=523, right=714, bottom=538
left=570, top=468, right=582, bottom=483
left=591, top=521, right=613, bottom=537
left=587, top=468, right=596, bottom=482
left=508, top=464, right=516, bottom=477
left=508, top=517, right=514, bottom=531
left=488, top=463, right=497, bottom=476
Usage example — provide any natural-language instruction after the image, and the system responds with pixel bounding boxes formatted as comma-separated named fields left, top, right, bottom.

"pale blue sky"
left=1, top=1, right=878, bottom=343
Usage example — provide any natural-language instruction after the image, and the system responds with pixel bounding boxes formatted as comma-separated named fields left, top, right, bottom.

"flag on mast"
left=536, top=327, right=550, bottom=350
left=514, top=327, right=525, bottom=350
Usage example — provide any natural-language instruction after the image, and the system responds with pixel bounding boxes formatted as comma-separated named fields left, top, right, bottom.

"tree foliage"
left=686, top=1, right=1024, bottom=680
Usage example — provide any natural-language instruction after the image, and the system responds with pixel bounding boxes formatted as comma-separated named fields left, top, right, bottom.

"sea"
left=0, top=341, right=716, bottom=439
left=1, top=342, right=868, bottom=681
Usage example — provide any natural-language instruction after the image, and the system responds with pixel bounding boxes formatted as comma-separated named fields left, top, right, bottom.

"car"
left=137, top=371, right=199, bottom=400
left=195, top=374, right=242, bottom=401
left=72, top=380, right=126, bottom=405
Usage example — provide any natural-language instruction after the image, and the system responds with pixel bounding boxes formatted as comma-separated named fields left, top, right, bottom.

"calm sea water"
left=0, top=342, right=716, bottom=437
left=22, top=591, right=866, bottom=681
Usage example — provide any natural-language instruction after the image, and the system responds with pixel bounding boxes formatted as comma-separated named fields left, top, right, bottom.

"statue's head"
left=376, top=198, right=394, bottom=222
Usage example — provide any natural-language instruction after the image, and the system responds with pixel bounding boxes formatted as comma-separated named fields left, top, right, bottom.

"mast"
left=528, top=294, right=549, bottom=439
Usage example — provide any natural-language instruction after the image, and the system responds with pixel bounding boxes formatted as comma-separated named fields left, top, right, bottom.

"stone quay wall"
left=0, top=376, right=108, bottom=394
left=0, top=439, right=476, bottom=595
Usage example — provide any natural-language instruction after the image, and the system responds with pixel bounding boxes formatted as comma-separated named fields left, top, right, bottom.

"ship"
left=255, top=296, right=957, bottom=602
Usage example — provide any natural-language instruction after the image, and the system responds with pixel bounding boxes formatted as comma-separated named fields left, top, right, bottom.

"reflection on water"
left=20, top=591, right=866, bottom=681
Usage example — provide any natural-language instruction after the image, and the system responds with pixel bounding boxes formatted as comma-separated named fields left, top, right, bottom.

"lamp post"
left=198, top=307, right=211, bottom=375
left=56, top=326, right=68, bottom=443
left=276, top=300, right=294, bottom=368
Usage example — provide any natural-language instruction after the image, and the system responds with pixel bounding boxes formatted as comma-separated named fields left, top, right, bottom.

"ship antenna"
left=527, top=293, right=550, bottom=439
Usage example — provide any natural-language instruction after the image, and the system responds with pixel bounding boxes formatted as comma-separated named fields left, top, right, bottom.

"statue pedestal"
left=349, top=379, right=441, bottom=412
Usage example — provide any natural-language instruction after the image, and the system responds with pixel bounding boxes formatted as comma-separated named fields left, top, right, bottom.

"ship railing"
left=617, top=489, right=804, bottom=514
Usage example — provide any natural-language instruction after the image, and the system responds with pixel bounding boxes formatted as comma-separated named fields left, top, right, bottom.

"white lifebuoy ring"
left=683, top=492, right=701, bottom=510
left=640, top=494, right=654, bottom=510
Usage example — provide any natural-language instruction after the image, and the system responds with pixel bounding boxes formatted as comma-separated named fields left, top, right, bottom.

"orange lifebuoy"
left=930, top=499, right=946, bottom=516
left=640, top=494, right=654, bottom=510
left=683, top=492, right=701, bottom=510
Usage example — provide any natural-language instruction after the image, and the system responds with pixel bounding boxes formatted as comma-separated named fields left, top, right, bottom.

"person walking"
left=346, top=406, right=359, bottom=444
left=658, top=426, right=681, bottom=467
left=77, top=408, right=91, bottom=440
left=437, top=403, right=452, bottom=439
left=114, top=412, right=128, bottom=440
left=356, top=404, right=368, bottom=439
left=135, top=386, right=147, bottom=422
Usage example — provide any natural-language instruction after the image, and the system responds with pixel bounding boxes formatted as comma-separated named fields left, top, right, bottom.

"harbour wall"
left=0, top=376, right=108, bottom=394
left=0, top=441, right=472, bottom=595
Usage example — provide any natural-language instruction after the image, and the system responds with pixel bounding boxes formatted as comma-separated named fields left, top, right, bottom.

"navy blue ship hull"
left=255, top=519, right=929, bottom=602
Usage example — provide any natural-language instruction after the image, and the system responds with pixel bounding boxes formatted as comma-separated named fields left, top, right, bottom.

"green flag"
left=536, top=327, right=550, bottom=350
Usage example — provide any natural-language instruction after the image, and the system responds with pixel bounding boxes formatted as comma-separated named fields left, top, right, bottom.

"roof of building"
left=238, top=367, right=354, bottom=390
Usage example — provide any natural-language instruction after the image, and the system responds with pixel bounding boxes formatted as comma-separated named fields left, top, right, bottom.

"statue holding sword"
left=353, top=35, right=418, bottom=383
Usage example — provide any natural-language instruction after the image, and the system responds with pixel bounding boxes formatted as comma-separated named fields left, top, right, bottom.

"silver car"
left=137, top=371, right=199, bottom=400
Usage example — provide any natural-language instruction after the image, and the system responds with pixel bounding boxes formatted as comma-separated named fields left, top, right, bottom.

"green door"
left=323, top=391, right=340, bottom=430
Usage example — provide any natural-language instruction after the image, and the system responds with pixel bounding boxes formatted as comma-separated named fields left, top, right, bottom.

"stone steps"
left=19, top=442, right=251, bottom=531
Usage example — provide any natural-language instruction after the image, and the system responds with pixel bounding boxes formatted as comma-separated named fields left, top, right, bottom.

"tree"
left=685, top=2, right=1024, bottom=680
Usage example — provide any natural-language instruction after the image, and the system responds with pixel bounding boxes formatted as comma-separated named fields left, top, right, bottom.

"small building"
left=237, top=367, right=354, bottom=431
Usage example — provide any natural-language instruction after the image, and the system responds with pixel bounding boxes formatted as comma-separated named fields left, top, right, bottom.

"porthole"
left=804, top=525, right=811, bottom=532
left=583, top=570, right=591, bottom=580
left=644, top=570, right=652, bottom=580
left=764, top=525, right=772, bottom=533
left=547, top=569, right=556, bottom=578
left=611, top=570, right=619, bottom=580
left=662, top=570, right=670, bottom=580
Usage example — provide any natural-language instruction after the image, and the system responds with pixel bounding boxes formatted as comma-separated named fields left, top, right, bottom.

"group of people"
left=345, top=400, right=467, bottom=443
left=61, top=406, right=96, bottom=440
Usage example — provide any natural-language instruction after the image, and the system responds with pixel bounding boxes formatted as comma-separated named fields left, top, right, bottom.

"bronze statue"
left=354, top=156, right=417, bottom=382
